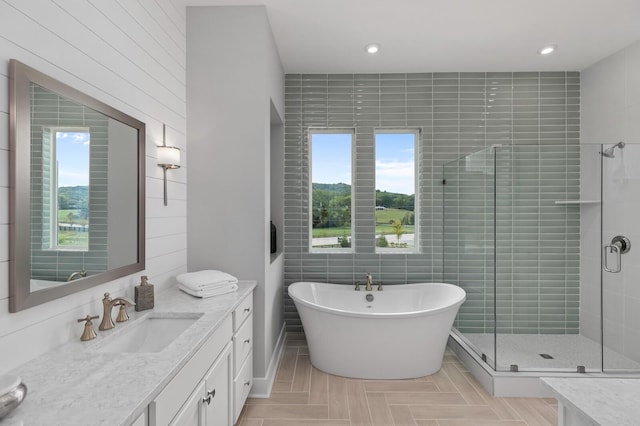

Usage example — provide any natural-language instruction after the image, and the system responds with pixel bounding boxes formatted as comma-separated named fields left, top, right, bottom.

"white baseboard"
left=249, top=322, right=286, bottom=398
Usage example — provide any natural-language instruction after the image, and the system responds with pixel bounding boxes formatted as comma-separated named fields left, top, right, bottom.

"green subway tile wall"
left=284, top=72, right=580, bottom=334
left=444, top=144, right=580, bottom=335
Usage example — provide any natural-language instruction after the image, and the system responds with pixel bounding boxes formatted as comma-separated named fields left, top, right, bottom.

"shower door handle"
left=603, top=235, right=631, bottom=273
left=603, top=244, right=621, bottom=273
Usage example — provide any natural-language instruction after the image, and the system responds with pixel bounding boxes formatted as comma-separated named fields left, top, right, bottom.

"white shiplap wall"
left=0, top=0, right=187, bottom=374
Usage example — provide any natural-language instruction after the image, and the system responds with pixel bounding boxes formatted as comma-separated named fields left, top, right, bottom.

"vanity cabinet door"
left=203, top=345, right=232, bottom=426
left=130, top=411, right=146, bottom=426
left=170, top=381, right=205, bottom=426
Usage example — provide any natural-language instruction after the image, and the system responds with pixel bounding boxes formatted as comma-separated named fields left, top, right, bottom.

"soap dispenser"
left=134, top=275, right=154, bottom=312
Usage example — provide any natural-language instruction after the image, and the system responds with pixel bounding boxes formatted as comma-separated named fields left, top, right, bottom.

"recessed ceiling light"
left=365, top=43, right=380, bottom=54
left=538, top=45, right=557, bottom=55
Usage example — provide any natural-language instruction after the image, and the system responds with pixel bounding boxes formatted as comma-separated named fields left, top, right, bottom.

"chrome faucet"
left=67, top=270, right=87, bottom=282
left=365, top=273, right=373, bottom=291
left=99, top=292, right=136, bottom=331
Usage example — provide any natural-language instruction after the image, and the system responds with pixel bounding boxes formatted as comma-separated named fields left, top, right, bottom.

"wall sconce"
left=157, top=124, right=180, bottom=206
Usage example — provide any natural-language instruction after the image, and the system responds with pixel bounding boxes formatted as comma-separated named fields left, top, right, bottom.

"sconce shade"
left=158, top=145, right=181, bottom=169
left=158, top=124, right=179, bottom=206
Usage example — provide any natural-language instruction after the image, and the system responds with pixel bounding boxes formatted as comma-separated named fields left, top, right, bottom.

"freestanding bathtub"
left=288, top=281, right=466, bottom=379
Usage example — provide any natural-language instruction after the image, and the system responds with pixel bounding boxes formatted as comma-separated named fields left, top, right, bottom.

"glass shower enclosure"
left=443, top=143, right=640, bottom=373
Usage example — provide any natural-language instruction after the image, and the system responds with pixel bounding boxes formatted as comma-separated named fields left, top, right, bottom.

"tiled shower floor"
left=462, top=333, right=640, bottom=372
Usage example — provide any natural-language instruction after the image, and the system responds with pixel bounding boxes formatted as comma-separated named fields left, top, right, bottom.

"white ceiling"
left=185, top=0, right=640, bottom=73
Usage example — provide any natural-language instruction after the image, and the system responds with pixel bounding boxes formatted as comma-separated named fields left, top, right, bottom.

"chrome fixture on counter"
left=99, top=293, right=135, bottom=331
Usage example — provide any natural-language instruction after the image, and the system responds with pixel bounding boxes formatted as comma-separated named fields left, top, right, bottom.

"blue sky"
left=311, top=132, right=415, bottom=195
left=375, top=133, right=415, bottom=195
left=56, top=131, right=90, bottom=187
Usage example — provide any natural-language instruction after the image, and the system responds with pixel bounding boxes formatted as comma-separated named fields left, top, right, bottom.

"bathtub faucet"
left=365, top=273, right=373, bottom=291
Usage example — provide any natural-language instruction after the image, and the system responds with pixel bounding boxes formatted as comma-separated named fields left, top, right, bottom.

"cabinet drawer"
left=233, top=295, right=253, bottom=332
left=233, top=315, right=252, bottom=376
left=150, top=316, right=232, bottom=426
left=233, top=352, right=253, bottom=424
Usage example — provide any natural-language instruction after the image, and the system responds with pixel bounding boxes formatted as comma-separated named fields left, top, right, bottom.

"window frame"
left=308, top=127, right=355, bottom=253
left=46, top=126, right=91, bottom=252
left=374, top=128, right=420, bottom=254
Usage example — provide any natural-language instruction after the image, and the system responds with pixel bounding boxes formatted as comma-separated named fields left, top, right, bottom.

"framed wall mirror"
left=9, top=59, right=146, bottom=312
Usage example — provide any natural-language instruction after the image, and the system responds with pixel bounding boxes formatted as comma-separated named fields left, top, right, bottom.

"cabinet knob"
left=202, top=389, right=215, bottom=405
left=244, top=307, right=251, bottom=313
left=244, top=381, right=251, bottom=387
left=244, top=339, right=250, bottom=344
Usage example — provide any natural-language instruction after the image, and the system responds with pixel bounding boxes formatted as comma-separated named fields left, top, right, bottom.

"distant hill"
left=58, top=186, right=88, bottom=210
left=311, top=182, right=414, bottom=211
left=312, top=182, right=351, bottom=195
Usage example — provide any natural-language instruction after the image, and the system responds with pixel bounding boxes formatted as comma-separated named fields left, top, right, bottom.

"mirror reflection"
left=9, top=60, right=145, bottom=311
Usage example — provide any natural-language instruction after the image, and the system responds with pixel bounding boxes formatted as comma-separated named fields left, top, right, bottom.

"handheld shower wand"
left=602, top=141, right=625, bottom=158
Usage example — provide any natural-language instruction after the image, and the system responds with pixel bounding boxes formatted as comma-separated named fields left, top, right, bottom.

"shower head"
left=601, top=141, right=626, bottom=158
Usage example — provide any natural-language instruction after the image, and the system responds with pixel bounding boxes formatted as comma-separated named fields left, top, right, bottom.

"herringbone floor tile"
left=237, top=335, right=558, bottom=426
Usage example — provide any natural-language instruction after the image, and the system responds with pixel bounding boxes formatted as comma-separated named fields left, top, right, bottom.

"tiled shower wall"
left=284, top=72, right=580, bottom=333
left=443, top=144, right=581, bottom=335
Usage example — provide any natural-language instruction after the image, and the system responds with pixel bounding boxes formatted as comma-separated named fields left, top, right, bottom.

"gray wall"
left=186, top=5, right=285, bottom=392
left=284, top=72, right=580, bottom=333
left=581, top=39, right=640, bottom=362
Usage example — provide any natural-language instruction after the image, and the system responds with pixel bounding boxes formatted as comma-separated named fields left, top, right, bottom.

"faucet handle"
left=77, top=315, right=99, bottom=341
left=354, top=281, right=361, bottom=291
left=115, top=300, right=134, bottom=323
left=377, top=281, right=383, bottom=291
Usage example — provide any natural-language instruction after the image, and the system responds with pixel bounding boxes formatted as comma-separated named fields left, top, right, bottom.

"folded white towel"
left=177, top=270, right=238, bottom=290
left=196, top=281, right=239, bottom=292
left=178, top=283, right=238, bottom=299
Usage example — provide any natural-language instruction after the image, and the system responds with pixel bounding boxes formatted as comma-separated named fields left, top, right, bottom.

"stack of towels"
left=177, top=270, right=239, bottom=298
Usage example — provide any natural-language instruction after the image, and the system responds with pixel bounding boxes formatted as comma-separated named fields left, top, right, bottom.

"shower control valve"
left=604, top=235, right=631, bottom=273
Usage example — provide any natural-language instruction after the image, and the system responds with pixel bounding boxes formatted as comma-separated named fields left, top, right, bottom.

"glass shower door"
left=443, top=147, right=496, bottom=371
left=601, top=142, right=640, bottom=372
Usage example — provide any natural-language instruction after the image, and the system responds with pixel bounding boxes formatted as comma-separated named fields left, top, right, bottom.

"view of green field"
left=58, top=209, right=88, bottom=226
left=57, top=208, right=89, bottom=248
left=311, top=207, right=414, bottom=238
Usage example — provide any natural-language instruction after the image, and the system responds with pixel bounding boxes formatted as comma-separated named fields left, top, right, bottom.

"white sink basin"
left=95, top=314, right=202, bottom=353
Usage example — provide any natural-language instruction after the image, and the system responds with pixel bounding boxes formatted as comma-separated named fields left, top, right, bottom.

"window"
left=375, top=130, right=418, bottom=252
left=309, top=129, right=354, bottom=251
left=47, top=128, right=90, bottom=251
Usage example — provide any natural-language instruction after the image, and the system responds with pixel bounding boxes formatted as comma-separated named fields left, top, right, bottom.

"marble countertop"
left=542, top=377, right=640, bottom=426
left=1, top=281, right=256, bottom=426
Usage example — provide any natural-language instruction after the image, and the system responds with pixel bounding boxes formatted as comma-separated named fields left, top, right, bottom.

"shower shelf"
left=554, top=200, right=601, bottom=205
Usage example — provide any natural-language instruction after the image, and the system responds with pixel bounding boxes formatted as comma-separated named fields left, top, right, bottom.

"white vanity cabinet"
left=232, top=294, right=253, bottom=424
left=147, top=291, right=254, bottom=426
left=171, top=345, right=232, bottom=426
